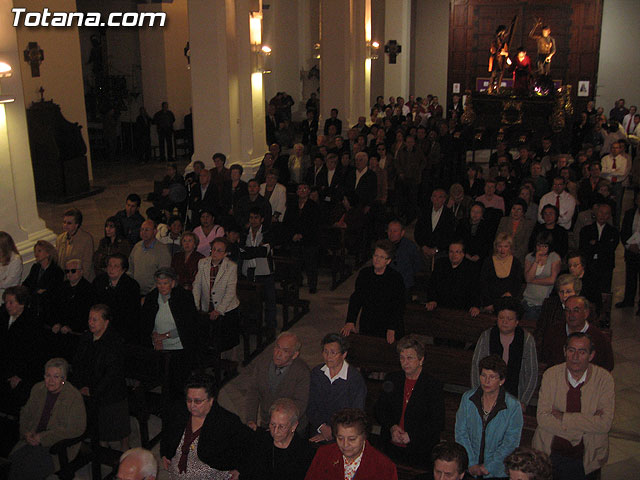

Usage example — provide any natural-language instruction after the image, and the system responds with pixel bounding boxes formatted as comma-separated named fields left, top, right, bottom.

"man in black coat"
left=188, top=168, right=219, bottom=226
left=93, top=253, right=141, bottom=345
left=323, top=107, right=343, bottom=136
left=579, top=203, right=620, bottom=294
left=414, top=188, right=456, bottom=261
left=234, top=179, right=273, bottom=230
left=284, top=183, right=321, bottom=293
left=343, top=151, right=377, bottom=210
left=617, top=195, right=640, bottom=311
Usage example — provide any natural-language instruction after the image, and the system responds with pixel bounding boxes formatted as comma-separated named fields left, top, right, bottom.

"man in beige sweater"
left=533, top=332, right=614, bottom=479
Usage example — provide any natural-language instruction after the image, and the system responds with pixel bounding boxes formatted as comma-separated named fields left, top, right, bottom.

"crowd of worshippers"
left=0, top=95, right=634, bottom=480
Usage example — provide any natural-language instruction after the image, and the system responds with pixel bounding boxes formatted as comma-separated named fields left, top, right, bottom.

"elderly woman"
left=192, top=238, right=240, bottom=355
left=342, top=240, right=405, bottom=344
left=305, top=408, right=398, bottom=480
left=504, top=447, right=553, bottom=480
left=8, top=358, right=86, bottom=480
left=456, top=201, right=494, bottom=270
left=307, top=334, right=367, bottom=443
left=288, top=143, right=309, bottom=185
left=455, top=355, right=523, bottom=479
left=244, top=398, right=315, bottom=480
left=161, top=373, right=252, bottom=479
left=93, top=216, right=131, bottom=276
left=471, top=298, right=538, bottom=411
left=0, top=286, right=45, bottom=414
left=522, top=231, right=561, bottom=322
left=479, top=233, right=524, bottom=313
left=23, top=240, right=64, bottom=325
left=141, top=267, right=201, bottom=422
left=171, top=232, right=204, bottom=291
left=72, top=304, right=129, bottom=449
left=221, top=164, right=248, bottom=217
left=0, top=232, right=23, bottom=305
left=375, top=335, right=445, bottom=469
left=193, top=209, right=225, bottom=257
left=260, top=170, right=287, bottom=223
left=534, top=274, right=582, bottom=348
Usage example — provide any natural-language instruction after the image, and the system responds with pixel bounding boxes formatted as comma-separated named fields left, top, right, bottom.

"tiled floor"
left=35, top=158, right=640, bottom=479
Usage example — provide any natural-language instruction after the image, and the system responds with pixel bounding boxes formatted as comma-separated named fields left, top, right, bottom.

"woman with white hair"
left=9, top=358, right=86, bottom=480
left=288, top=143, right=309, bottom=185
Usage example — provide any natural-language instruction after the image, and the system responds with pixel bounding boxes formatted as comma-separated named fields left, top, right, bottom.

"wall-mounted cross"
left=24, top=41, right=44, bottom=77
left=384, top=40, right=402, bottom=64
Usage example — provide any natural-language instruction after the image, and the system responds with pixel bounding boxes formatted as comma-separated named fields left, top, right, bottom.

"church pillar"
left=138, top=1, right=191, bottom=130
left=383, top=0, right=411, bottom=99
left=319, top=0, right=370, bottom=129
left=0, top=0, right=56, bottom=265
left=188, top=0, right=266, bottom=175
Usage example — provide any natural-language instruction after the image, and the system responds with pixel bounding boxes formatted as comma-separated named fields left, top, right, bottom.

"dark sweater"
left=243, top=429, right=315, bottom=480
left=346, top=266, right=406, bottom=337
left=307, top=363, right=367, bottom=432
left=541, top=322, right=614, bottom=372
left=427, top=257, right=479, bottom=308
left=479, top=256, right=523, bottom=307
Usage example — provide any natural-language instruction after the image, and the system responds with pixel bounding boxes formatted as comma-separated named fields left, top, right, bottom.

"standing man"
left=529, top=20, right=556, bottom=75
left=579, top=203, right=619, bottom=295
left=414, top=188, right=456, bottom=262
left=538, top=177, right=577, bottom=230
left=600, top=140, right=630, bottom=225
left=617, top=194, right=640, bottom=313
left=56, top=208, right=95, bottom=282
left=387, top=220, right=425, bottom=292
left=152, top=101, right=175, bottom=162
left=244, top=332, right=310, bottom=432
left=129, top=220, right=172, bottom=296
left=533, top=332, right=614, bottom=480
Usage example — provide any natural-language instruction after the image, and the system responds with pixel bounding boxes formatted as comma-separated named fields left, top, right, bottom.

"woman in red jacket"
left=305, top=408, right=397, bottom=480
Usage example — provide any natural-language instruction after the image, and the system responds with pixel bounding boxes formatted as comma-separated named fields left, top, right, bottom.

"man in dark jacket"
left=618, top=195, right=640, bottom=313
left=414, top=188, right=456, bottom=261
left=579, top=203, right=620, bottom=294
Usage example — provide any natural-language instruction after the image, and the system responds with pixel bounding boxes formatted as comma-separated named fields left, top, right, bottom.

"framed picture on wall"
left=452, top=83, right=461, bottom=94
left=577, top=81, right=589, bottom=97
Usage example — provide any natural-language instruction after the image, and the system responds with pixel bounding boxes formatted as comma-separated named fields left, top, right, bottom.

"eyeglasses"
left=64, top=269, right=79, bottom=274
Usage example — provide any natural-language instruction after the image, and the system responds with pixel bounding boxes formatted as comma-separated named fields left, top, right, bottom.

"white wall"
left=413, top=0, right=449, bottom=104
left=596, top=0, right=640, bottom=111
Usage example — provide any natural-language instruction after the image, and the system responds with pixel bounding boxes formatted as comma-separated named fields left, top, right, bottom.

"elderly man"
left=432, top=441, right=469, bottom=480
left=538, top=177, right=576, bottom=230
left=535, top=274, right=581, bottom=348
left=415, top=188, right=456, bottom=261
left=93, top=253, right=141, bottom=345
left=343, top=151, right=378, bottom=210
left=56, top=208, right=95, bottom=281
left=387, top=220, right=425, bottom=291
left=55, top=259, right=97, bottom=338
left=117, top=447, right=158, bottom=480
left=129, top=220, right=172, bottom=296
left=533, top=332, right=614, bottom=480
left=188, top=168, right=217, bottom=225
left=244, top=332, right=310, bottom=432
left=540, top=296, right=613, bottom=372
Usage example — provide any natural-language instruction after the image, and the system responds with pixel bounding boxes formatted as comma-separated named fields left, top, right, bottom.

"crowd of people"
left=0, top=91, right=635, bottom=480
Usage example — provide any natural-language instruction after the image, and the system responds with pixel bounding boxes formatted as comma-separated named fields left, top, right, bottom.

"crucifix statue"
left=24, top=42, right=44, bottom=77
left=384, top=40, right=402, bottom=64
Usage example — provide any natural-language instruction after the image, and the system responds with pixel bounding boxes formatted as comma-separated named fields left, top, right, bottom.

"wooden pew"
left=319, top=226, right=353, bottom=290
left=273, top=256, right=310, bottom=330
left=238, top=280, right=268, bottom=365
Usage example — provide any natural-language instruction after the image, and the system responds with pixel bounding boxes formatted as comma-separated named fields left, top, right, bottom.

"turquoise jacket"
left=455, top=386, right=523, bottom=478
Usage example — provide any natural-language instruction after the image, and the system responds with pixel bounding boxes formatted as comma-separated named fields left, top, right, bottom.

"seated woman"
left=519, top=185, right=539, bottom=223
left=534, top=274, right=581, bottom=348
left=92, top=216, right=131, bottom=277
left=522, top=231, right=561, bottom=322
left=193, top=209, right=225, bottom=257
left=375, top=335, right=444, bottom=469
left=504, top=446, right=553, bottom=480
left=455, top=355, right=523, bottom=479
left=0, top=231, right=23, bottom=304
left=255, top=152, right=275, bottom=186
left=192, top=238, right=240, bottom=357
left=73, top=304, right=129, bottom=449
left=8, top=358, right=86, bottom=480
left=243, top=398, right=315, bottom=480
left=462, top=164, right=485, bottom=199
left=305, top=408, right=398, bottom=480
left=496, top=199, right=536, bottom=266
left=22, top=240, right=64, bottom=326
left=260, top=170, right=287, bottom=223
left=342, top=240, right=405, bottom=344
left=171, top=232, right=204, bottom=291
left=0, top=286, right=45, bottom=415
left=307, top=333, right=367, bottom=443
left=479, top=233, right=523, bottom=313
left=471, top=298, right=538, bottom=410
left=161, top=373, right=252, bottom=479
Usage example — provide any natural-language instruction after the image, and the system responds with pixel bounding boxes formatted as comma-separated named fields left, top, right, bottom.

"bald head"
left=117, top=448, right=157, bottom=480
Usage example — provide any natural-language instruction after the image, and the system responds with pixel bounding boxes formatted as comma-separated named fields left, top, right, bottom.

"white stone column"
left=188, top=0, right=266, bottom=176
left=0, top=0, right=56, bottom=267
left=383, top=0, right=411, bottom=99
left=320, top=0, right=370, bottom=129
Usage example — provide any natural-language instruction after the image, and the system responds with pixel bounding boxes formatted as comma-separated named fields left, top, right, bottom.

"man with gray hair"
left=343, top=151, right=378, bottom=210
left=117, top=447, right=158, bottom=480
left=244, top=332, right=310, bottom=432
left=129, top=220, right=171, bottom=296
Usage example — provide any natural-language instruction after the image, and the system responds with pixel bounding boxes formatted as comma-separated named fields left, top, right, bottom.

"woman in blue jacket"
left=455, top=354, right=523, bottom=478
